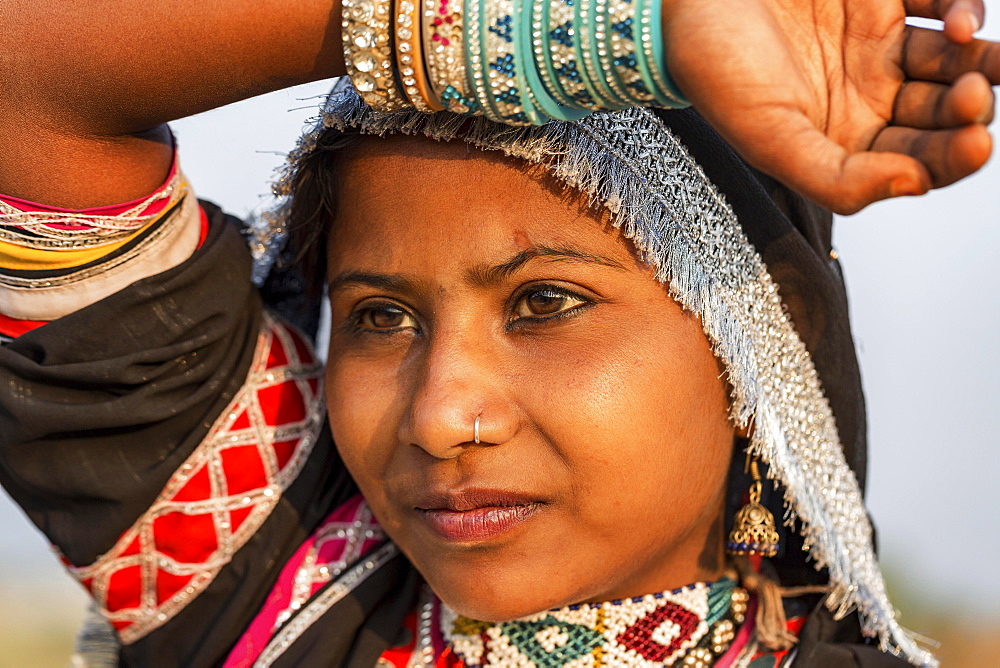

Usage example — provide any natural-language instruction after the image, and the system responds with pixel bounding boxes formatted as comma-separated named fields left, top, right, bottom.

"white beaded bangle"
left=423, top=0, right=478, bottom=113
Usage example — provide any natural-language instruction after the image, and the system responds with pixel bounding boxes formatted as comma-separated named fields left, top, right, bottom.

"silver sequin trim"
left=253, top=541, right=400, bottom=667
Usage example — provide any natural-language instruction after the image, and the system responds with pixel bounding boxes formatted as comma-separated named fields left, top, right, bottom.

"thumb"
left=723, top=115, right=932, bottom=215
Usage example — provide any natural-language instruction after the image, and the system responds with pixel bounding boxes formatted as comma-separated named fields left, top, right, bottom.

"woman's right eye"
left=353, top=303, right=419, bottom=332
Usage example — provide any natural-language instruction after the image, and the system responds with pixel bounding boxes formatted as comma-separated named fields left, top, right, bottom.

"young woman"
left=1, top=0, right=997, bottom=666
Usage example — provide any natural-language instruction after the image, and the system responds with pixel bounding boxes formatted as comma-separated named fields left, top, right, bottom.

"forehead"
left=327, top=133, right=642, bottom=274
left=328, top=135, right=644, bottom=272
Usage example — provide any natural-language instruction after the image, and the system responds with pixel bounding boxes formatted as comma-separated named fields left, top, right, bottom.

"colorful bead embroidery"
left=436, top=579, right=746, bottom=667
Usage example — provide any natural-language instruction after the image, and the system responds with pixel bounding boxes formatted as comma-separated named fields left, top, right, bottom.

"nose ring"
left=473, top=415, right=481, bottom=444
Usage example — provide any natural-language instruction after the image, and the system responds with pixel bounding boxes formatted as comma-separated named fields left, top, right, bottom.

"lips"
left=415, top=489, right=543, bottom=541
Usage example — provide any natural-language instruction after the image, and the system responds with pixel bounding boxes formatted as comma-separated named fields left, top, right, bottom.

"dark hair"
left=284, top=127, right=363, bottom=296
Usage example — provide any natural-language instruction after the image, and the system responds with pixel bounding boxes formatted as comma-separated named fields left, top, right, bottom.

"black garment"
left=0, top=205, right=358, bottom=666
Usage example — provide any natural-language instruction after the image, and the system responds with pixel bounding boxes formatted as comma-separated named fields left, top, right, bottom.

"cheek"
left=523, top=309, right=733, bottom=533
left=324, top=353, right=400, bottom=495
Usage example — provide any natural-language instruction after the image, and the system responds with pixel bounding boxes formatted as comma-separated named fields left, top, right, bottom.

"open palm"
left=667, top=0, right=999, bottom=213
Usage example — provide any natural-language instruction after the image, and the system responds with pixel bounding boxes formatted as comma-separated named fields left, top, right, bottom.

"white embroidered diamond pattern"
left=64, top=311, right=325, bottom=644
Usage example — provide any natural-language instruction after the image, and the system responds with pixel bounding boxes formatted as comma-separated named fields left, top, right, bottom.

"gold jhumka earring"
left=726, top=453, right=780, bottom=558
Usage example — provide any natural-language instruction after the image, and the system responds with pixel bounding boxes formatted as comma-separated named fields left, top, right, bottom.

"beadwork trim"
left=253, top=541, right=400, bottom=667
left=64, top=312, right=325, bottom=644
left=434, top=580, right=746, bottom=667
left=0, top=194, right=203, bottom=321
left=343, top=0, right=409, bottom=112
left=273, top=90, right=938, bottom=666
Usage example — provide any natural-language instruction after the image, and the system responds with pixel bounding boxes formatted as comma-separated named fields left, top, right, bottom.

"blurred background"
left=3, top=11, right=1000, bottom=668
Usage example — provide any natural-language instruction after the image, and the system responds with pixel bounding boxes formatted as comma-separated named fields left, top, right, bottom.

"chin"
left=436, top=590, right=556, bottom=623
left=414, top=552, right=597, bottom=623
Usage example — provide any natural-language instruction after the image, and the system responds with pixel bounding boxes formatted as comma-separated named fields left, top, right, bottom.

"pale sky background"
left=2, top=7, right=999, bottom=652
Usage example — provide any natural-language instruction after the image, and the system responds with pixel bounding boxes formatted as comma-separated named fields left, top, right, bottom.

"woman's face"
left=324, top=134, right=736, bottom=622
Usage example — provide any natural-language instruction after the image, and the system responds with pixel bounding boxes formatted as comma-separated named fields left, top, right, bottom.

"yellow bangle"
left=394, top=0, right=444, bottom=111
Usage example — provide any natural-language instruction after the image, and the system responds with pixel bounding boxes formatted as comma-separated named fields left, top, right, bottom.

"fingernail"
left=890, top=178, right=922, bottom=198
left=969, top=11, right=981, bottom=34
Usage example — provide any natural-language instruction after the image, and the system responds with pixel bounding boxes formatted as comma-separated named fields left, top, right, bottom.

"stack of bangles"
left=341, top=0, right=688, bottom=124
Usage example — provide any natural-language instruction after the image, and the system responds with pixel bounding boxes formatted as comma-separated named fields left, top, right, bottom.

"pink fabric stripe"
left=222, top=495, right=372, bottom=668
left=1, top=158, right=179, bottom=230
left=715, top=596, right=758, bottom=668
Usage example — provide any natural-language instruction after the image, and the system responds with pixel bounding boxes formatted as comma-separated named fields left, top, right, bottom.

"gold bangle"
left=395, top=0, right=444, bottom=111
left=342, top=0, right=409, bottom=112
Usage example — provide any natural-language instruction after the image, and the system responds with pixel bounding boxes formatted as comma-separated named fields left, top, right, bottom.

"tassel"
left=731, top=556, right=828, bottom=652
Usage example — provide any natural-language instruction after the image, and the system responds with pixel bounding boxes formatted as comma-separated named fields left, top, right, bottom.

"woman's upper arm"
left=0, top=0, right=344, bottom=207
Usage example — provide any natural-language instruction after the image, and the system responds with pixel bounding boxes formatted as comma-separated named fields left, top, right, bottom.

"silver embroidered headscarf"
left=258, top=79, right=935, bottom=667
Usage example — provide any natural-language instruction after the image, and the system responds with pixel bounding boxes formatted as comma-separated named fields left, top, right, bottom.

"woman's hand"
left=666, top=0, right=1000, bottom=213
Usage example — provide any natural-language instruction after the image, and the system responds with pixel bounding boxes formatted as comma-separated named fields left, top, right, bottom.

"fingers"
left=742, top=114, right=932, bottom=214
left=872, top=123, right=992, bottom=188
left=903, top=26, right=1000, bottom=84
left=904, top=0, right=984, bottom=43
left=894, top=71, right=995, bottom=129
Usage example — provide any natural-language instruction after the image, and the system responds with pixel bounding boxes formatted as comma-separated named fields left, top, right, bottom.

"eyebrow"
left=327, top=271, right=421, bottom=294
left=466, top=245, right=627, bottom=287
left=327, top=245, right=626, bottom=294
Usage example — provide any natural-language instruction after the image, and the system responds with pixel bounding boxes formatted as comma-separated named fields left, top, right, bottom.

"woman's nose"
left=397, top=333, right=517, bottom=459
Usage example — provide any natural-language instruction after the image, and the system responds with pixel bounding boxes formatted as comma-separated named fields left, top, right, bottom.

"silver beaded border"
left=253, top=542, right=399, bottom=667
left=342, top=0, right=409, bottom=112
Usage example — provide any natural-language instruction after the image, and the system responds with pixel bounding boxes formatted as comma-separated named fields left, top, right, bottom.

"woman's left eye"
left=513, top=288, right=588, bottom=320
left=352, top=302, right=419, bottom=332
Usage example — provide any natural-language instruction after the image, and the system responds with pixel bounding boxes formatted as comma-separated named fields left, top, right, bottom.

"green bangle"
left=636, top=0, right=688, bottom=107
left=591, top=0, right=636, bottom=105
left=606, top=0, right=655, bottom=105
left=478, top=0, right=544, bottom=124
left=539, top=0, right=599, bottom=110
left=576, top=0, right=631, bottom=109
left=464, top=0, right=506, bottom=121
left=522, top=0, right=590, bottom=121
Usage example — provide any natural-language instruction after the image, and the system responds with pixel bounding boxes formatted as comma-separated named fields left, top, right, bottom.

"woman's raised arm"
left=2, top=0, right=999, bottom=213
left=0, top=1, right=346, bottom=207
